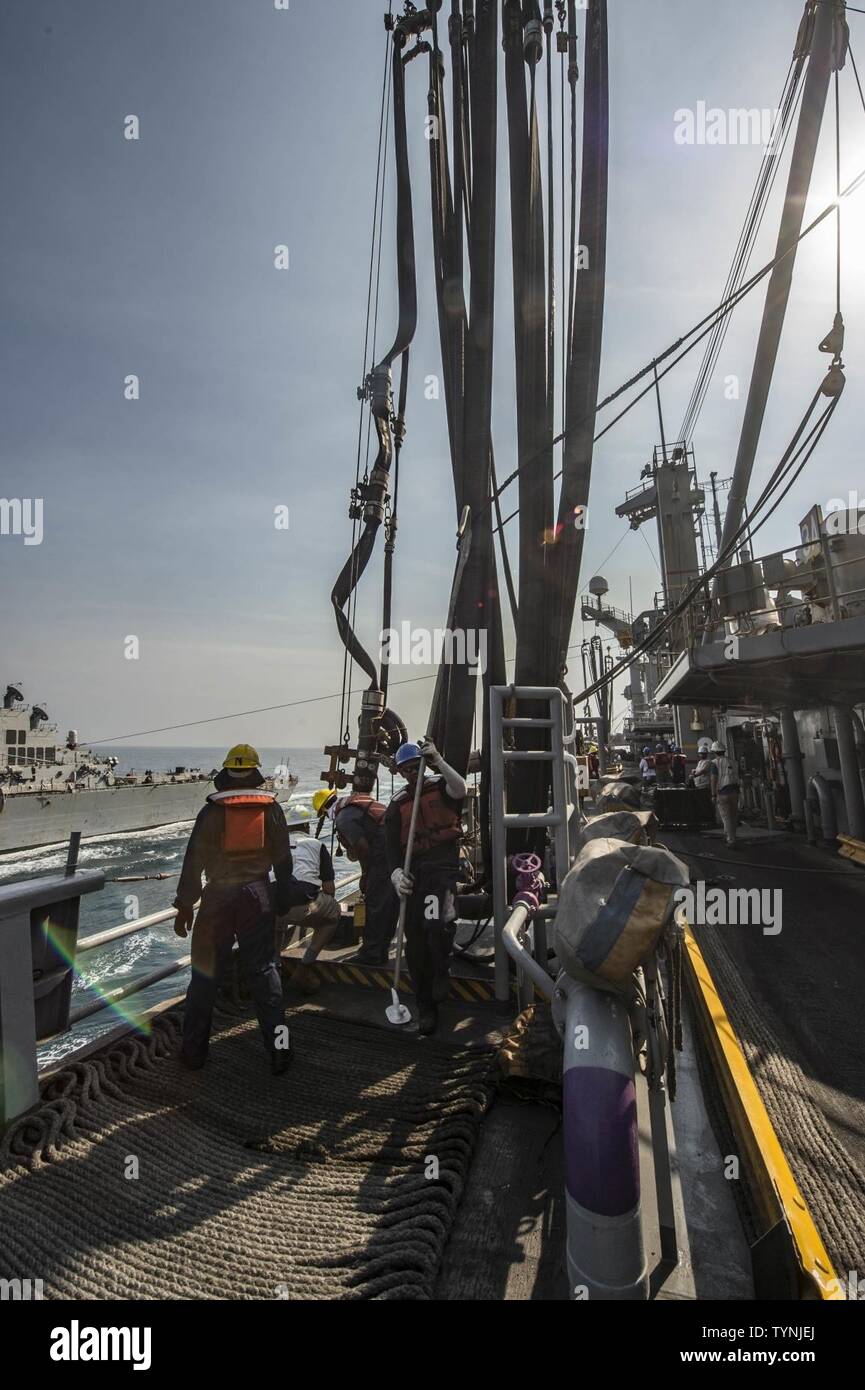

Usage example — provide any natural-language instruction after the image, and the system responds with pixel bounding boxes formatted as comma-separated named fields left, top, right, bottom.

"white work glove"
left=418, top=736, right=441, bottom=767
left=391, top=868, right=414, bottom=899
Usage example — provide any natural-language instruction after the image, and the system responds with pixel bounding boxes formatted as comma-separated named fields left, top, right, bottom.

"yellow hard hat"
left=313, top=788, right=336, bottom=815
left=223, top=743, right=261, bottom=771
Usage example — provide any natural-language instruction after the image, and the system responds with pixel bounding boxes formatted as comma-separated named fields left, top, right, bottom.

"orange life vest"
left=340, top=793, right=386, bottom=826
left=210, top=791, right=274, bottom=854
left=395, top=779, right=462, bottom=854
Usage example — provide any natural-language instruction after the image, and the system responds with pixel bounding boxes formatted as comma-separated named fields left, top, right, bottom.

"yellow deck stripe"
left=838, top=834, right=865, bottom=865
left=685, top=928, right=842, bottom=1300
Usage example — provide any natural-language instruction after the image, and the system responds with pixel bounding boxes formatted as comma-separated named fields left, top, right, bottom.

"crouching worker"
left=280, top=809, right=341, bottom=994
left=173, top=743, right=292, bottom=1074
left=385, top=736, right=466, bottom=1036
left=315, top=786, right=399, bottom=967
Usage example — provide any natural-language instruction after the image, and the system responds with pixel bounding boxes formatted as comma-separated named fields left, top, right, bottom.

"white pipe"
left=562, top=979, right=648, bottom=1300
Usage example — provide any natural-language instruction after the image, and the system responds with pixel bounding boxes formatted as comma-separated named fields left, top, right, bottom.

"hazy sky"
left=3, top=0, right=863, bottom=751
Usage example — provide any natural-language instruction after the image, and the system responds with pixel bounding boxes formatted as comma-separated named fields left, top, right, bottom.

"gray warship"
left=0, top=683, right=297, bottom=854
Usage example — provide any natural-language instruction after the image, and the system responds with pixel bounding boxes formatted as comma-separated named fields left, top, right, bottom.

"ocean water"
left=0, top=748, right=371, bottom=1067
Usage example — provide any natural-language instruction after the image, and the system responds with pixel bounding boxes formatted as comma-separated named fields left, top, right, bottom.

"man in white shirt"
left=709, top=739, right=740, bottom=847
left=280, top=812, right=341, bottom=993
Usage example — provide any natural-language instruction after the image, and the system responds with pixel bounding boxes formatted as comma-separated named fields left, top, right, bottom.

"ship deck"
left=3, top=824, right=860, bottom=1300
left=662, top=825, right=865, bottom=1281
left=0, top=930, right=751, bottom=1302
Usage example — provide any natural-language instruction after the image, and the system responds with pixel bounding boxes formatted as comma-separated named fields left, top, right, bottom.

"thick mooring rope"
left=0, top=1009, right=496, bottom=1300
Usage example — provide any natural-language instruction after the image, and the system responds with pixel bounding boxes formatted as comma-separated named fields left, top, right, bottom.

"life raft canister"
left=396, top=778, right=462, bottom=854
left=209, top=791, right=275, bottom=854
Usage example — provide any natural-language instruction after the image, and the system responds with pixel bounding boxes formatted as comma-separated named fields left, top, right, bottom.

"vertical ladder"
left=489, top=685, right=581, bottom=1003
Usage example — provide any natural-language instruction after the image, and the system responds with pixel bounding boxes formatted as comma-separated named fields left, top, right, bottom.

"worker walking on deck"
left=315, top=787, right=399, bottom=966
left=710, top=738, right=740, bottom=848
left=280, top=811, right=341, bottom=994
left=385, top=737, right=466, bottom=1036
left=639, top=746, right=656, bottom=791
left=654, top=741, right=672, bottom=785
left=691, top=738, right=714, bottom=823
left=173, top=744, right=292, bottom=1074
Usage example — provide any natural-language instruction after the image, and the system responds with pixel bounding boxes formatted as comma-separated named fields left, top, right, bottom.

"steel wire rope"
left=488, top=167, right=865, bottom=530
left=570, top=388, right=842, bottom=708
left=678, top=57, right=805, bottom=444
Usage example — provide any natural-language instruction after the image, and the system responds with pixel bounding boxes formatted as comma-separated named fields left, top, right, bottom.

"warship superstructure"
left=0, top=683, right=296, bottom=853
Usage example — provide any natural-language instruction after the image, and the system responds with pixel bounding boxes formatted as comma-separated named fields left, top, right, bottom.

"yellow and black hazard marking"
left=281, top=956, right=520, bottom=1003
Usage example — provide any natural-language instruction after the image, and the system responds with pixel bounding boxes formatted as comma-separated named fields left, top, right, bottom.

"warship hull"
left=0, top=781, right=297, bottom=855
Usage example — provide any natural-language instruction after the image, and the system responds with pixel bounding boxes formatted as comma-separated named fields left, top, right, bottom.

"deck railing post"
left=0, top=869, right=104, bottom=1131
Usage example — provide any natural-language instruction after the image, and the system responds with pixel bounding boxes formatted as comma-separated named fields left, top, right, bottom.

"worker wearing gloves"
left=173, top=744, right=294, bottom=1074
left=384, top=736, right=466, bottom=1036
left=314, top=786, right=399, bottom=966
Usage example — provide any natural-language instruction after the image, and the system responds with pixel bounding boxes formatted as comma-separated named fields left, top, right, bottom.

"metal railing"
left=489, top=685, right=580, bottom=1004
left=66, top=870, right=364, bottom=1028
left=681, top=533, right=865, bottom=645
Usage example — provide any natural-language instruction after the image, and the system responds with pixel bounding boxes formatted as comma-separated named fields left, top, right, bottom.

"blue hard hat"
left=395, top=741, right=422, bottom=767
left=642, top=746, right=651, bottom=755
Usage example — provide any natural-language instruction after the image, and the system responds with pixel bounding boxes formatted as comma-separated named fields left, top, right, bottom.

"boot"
left=353, top=947, right=389, bottom=966
left=271, top=1047, right=292, bottom=1075
left=293, top=962, right=321, bottom=995
left=418, top=1004, right=438, bottom=1036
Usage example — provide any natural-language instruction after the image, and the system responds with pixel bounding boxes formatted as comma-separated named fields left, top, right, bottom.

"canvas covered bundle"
left=574, top=809, right=657, bottom=851
left=593, top=781, right=642, bottom=814
left=554, top=837, right=689, bottom=990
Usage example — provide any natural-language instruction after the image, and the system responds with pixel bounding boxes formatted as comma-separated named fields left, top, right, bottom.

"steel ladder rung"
left=502, top=749, right=554, bottom=762
left=503, top=811, right=562, bottom=828
left=501, top=717, right=554, bottom=728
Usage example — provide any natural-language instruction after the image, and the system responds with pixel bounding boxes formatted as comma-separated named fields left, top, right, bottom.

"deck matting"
left=0, top=1007, right=496, bottom=1300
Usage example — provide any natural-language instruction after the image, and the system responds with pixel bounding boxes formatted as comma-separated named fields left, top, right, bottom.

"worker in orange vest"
left=173, top=744, right=294, bottom=1074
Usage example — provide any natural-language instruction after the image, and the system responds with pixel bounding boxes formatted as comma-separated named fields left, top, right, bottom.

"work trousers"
left=182, top=880, right=285, bottom=1064
left=403, top=859, right=459, bottom=1008
left=279, top=887, right=341, bottom=957
left=716, top=788, right=740, bottom=845
left=359, top=853, right=400, bottom=960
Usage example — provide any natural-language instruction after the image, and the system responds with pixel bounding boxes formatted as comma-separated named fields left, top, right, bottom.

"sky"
left=2, top=0, right=864, bottom=751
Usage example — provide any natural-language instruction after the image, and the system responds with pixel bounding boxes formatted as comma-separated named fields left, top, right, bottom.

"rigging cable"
left=571, top=383, right=843, bottom=709
left=489, top=162, right=865, bottom=532
left=678, top=52, right=806, bottom=445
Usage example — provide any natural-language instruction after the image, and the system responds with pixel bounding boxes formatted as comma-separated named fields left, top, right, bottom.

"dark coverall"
left=384, top=776, right=463, bottom=1009
left=334, top=802, right=399, bottom=963
left=174, top=791, right=294, bottom=1064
